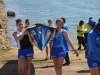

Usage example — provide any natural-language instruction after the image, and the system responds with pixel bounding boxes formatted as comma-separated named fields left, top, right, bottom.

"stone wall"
left=0, top=0, right=10, bottom=50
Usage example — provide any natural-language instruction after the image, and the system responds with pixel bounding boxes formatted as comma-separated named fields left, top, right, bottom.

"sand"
left=0, top=46, right=90, bottom=75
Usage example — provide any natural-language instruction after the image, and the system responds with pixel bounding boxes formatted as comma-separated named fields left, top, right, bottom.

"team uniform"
left=51, top=29, right=66, bottom=58
left=85, top=29, right=100, bottom=68
left=63, top=23, right=69, bottom=32
left=14, top=29, right=33, bottom=59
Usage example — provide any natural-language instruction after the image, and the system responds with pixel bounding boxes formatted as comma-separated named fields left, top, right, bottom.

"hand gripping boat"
left=28, top=23, right=55, bottom=51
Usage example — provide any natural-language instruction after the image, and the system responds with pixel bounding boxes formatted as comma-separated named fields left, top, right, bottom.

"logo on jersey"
left=93, top=63, right=98, bottom=67
left=31, top=30, right=36, bottom=35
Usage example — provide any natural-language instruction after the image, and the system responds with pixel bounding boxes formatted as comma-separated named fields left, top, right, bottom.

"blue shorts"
left=18, top=47, right=34, bottom=59
left=51, top=47, right=66, bottom=58
left=87, top=58, right=100, bottom=68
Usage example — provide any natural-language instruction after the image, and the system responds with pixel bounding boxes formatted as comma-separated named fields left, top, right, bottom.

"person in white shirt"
left=45, top=19, right=53, bottom=60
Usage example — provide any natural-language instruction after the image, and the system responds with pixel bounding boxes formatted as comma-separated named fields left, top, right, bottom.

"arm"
left=77, top=30, right=84, bottom=32
left=27, top=31, right=34, bottom=43
left=13, top=29, right=26, bottom=41
left=85, top=42, right=89, bottom=59
left=77, top=26, right=84, bottom=33
left=50, top=29, right=56, bottom=38
left=64, top=30, right=79, bottom=57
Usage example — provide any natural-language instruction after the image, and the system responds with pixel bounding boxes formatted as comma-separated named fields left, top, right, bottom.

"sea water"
left=3, top=0, right=100, bottom=46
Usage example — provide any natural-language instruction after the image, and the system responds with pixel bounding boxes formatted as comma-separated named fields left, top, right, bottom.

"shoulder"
left=63, top=29, right=68, bottom=36
left=14, top=29, right=20, bottom=33
left=64, top=23, right=68, bottom=27
left=63, top=29, right=67, bottom=32
left=77, top=25, right=80, bottom=28
left=88, top=29, right=96, bottom=38
left=13, top=30, right=20, bottom=36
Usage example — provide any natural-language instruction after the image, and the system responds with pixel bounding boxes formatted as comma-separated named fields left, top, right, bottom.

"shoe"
left=45, top=57, right=48, bottom=60
left=78, top=44, right=81, bottom=50
left=84, top=47, right=86, bottom=50
left=50, top=56, right=52, bottom=59
left=84, top=46, right=86, bottom=50
left=63, top=63, right=71, bottom=66
left=78, top=47, right=81, bottom=50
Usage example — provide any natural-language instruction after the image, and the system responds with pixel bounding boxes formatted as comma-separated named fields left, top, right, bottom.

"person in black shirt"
left=13, top=19, right=34, bottom=75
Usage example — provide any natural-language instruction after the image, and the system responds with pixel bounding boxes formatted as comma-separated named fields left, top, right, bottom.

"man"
left=61, top=17, right=70, bottom=66
left=45, top=20, right=53, bottom=60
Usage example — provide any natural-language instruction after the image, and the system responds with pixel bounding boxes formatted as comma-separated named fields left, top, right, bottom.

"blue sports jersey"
left=53, top=30, right=64, bottom=47
left=64, top=23, right=69, bottom=31
left=85, top=29, right=100, bottom=61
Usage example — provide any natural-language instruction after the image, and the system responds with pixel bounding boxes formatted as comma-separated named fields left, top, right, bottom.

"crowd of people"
left=77, top=17, right=92, bottom=50
left=77, top=17, right=100, bottom=75
left=13, top=17, right=100, bottom=75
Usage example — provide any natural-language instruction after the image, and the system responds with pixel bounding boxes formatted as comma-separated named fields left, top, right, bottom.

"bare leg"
left=89, top=67, right=99, bottom=75
left=98, top=66, right=100, bottom=75
left=53, top=57, right=64, bottom=75
left=25, top=57, right=33, bottom=75
left=53, top=58, right=58, bottom=75
left=57, top=57, right=64, bottom=75
left=18, top=58, right=25, bottom=75
left=45, top=46, right=48, bottom=60
left=49, top=41, right=53, bottom=58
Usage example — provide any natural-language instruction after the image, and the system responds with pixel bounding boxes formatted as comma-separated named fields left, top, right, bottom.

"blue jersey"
left=64, top=23, right=69, bottom=31
left=85, top=29, right=100, bottom=61
left=53, top=30, right=64, bottom=47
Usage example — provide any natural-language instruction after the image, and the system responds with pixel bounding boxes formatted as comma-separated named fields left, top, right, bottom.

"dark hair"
left=79, top=20, right=84, bottom=26
left=56, top=19, right=64, bottom=29
left=91, top=25, right=96, bottom=29
left=89, top=17, right=93, bottom=20
left=48, top=19, right=52, bottom=23
left=95, top=23, right=100, bottom=30
left=25, top=19, right=29, bottom=24
left=61, top=17, right=66, bottom=23
left=15, top=19, right=22, bottom=25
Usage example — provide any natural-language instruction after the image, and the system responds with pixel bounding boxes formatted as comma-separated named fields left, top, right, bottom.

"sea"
left=3, top=0, right=100, bottom=46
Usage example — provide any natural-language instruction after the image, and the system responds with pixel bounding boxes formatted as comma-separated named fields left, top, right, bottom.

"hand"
left=23, top=27, right=28, bottom=33
left=27, top=30, right=31, bottom=36
left=27, top=30, right=30, bottom=34
left=74, top=50, right=79, bottom=57
left=25, top=27, right=30, bottom=33
left=85, top=56, right=87, bottom=59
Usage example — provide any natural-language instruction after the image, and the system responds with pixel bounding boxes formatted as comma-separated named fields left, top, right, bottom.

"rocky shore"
left=0, top=0, right=10, bottom=50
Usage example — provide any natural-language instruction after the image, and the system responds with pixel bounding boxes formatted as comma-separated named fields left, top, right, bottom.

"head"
left=56, top=19, right=64, bottom=29
left=79, top=20, right=84, bottom=26
left=16, top=19, right=24, bottom=31
left=25, top=19, right=30, bottom=26
left=89, top=17, right=93, bottom=21
left=95, top=23, right=100, bottom=30
left=48, top=19, right=52, bottom=26
left=98, top=18, right=100, bottom=24
left=61, top=17, right=66, bottom=23
left=88, top=19, right=96, bottom=29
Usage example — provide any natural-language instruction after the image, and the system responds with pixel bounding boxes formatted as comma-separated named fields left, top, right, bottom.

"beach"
left=1, top=0, right=98, bottom=75
left=0, top=46, right=90, bottom=75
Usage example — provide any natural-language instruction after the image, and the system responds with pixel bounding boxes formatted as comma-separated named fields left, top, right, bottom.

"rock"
left=0, top=24, right=2, bottom=29
left=0, top=0, right=11, bottom=50
left=0, top=0, right=4, bottom=5
left=0, top=19, right=7, bottom=29
left=7, top=11, right=16, bottom=17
